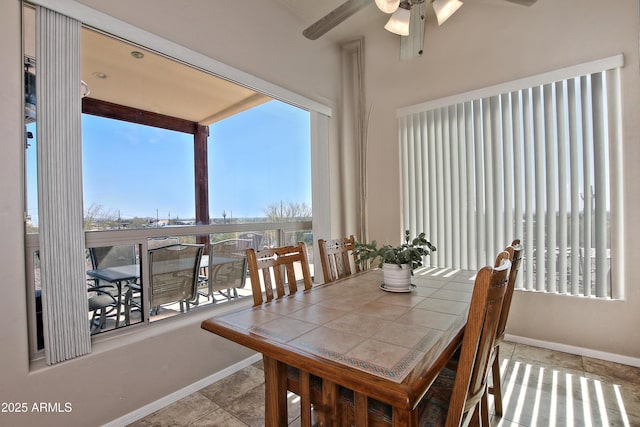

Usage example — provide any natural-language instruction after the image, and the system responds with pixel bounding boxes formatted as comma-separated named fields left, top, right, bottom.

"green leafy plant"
left=354, top=230, right=436, bottom=274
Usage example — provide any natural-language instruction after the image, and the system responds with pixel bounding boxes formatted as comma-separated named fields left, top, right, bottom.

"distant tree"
left=127, top=216, right=149, bottom=229
left=84, top=203, right=118, bottom=230
left=262, top=201, right=312, bottom=248
left=263, top=201, right=312, bottom=222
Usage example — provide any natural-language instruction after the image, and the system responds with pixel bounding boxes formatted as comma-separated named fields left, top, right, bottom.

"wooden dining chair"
left=318, top=235, right=361, bottom=283
left=246, top=242, right=313, bottom=306
left=338, top=251, right=511, bottom=426
left=488, top=239, right=523, bottom=419
left=246, top=242, right=325, bottom=425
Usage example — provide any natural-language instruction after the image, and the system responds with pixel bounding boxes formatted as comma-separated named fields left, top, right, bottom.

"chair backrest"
left=211, top=238, right=253, bottom=258
left=148, top=244, right=203, bottom=307
left=209, top=257, right=247, bottom=292
left=147, top=236, right=180, bottom=250
left=90, top=244, right=136, bottom=269
left=495, top=239, right=523, bottom=344
left=445, top=252, right=510, bottom=427
left=246, top=242, right=313, bottom=306
left=318, top=235, right=361, bottom=283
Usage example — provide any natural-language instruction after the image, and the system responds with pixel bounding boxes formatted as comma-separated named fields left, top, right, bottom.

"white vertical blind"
left=556, top=81, right=568, bottom=294
left=606, top=67, right=624, bottom=300
left=399, top=57, right=623, bottom=298
left=36, top=6, right=91, bottom=364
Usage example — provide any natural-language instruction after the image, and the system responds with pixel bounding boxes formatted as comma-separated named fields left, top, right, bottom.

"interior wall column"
left=340, top=39, right=367, bottom=242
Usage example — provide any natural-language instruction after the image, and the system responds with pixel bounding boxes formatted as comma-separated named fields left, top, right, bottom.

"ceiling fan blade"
left=504, top=0, right=538, bottom=5
left=303, top=0, right=371, bottom=40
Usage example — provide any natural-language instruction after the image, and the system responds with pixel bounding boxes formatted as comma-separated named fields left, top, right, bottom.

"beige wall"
left=361, top=0, right=640, bottom=359
left=1, top=0, right=638, bottom=425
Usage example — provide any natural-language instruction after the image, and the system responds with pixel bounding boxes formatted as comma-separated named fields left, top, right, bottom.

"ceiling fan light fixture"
left=384, top=1, right=411, bottom=36
left=375, top=0, right=400, bottom=14
left=433, top=0, right=463, bottom=26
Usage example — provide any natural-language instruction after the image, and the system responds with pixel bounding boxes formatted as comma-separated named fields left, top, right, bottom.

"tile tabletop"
left=206, top=268, right=476, bottom=383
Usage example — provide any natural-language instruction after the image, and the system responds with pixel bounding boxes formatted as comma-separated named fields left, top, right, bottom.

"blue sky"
left=26, top=100, right=311, bottom=223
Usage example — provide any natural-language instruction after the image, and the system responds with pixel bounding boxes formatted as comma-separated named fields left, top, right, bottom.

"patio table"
left=87, top=256, right=238, bottom=327
left=87, top=264, right=139, bottom=328
left=201, top=267, right=476, bottom=426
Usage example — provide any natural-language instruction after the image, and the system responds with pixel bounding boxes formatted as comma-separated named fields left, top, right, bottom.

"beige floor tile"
left=582, top=356, right=640, bottom=385
left=512, top=343, right=585, bottom=372
left=198, top=365, right=265, bottom=407
left=189, top=407, right=248, bottom=426
left=221, top=384, right=302, bottom=427
left=498, top=340, right=516, bottom=360
left=219, top=383, right=267, bottom=427
left=577, top=372, right=640, bottom=419
left=128, top=393, right=219, bottom=427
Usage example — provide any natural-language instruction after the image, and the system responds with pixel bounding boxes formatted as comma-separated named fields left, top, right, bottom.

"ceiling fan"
left=303, top=0, right=538, bottom=59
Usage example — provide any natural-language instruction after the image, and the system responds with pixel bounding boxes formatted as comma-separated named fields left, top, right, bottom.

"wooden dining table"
left=201, top=267, right=476, bottom=426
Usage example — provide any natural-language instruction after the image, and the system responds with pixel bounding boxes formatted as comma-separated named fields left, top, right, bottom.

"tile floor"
left=128, top=342, right=640, bottom=427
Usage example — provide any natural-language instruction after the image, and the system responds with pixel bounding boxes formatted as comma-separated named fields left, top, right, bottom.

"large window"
left=24, top=6, right=316, bottom=360
left=399, top=56, right=623, bottom=299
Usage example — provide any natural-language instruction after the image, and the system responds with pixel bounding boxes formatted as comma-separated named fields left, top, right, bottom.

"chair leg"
left=481, top=390, right=490, bottom=427
left=468, top=403, right=481, bottom=427
left=491, top=346, right=504, bottom=417
left=124, top=289, right=131, bottom=326
left=99, top=308, right=107, bottom=330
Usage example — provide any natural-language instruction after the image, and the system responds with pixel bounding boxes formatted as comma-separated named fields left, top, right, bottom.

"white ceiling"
left=80, top=28, right=270, bottom=125
left=23, top=5, right=270, bottom=126
left=274, top=0, right=385, bottom=42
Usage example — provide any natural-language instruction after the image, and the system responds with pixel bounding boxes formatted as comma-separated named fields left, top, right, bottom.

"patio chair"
left=211, top=238, right=252, bottom=258
left=147, top=236, right=180, bottom=250
left=90, top=244, right=137, bottom=270
left=318, top=235, right=361, bottom=283
left=148, top=244, right=203, bottom=314
left=88, top=244, right=137, bottom=329
left=207, top=257, right=247, bottom=302
left=88, top=286, right=119, bottom=333
left=489, top=239, right=523, bottom=419
left=125, top=244, right=203, bottom=319
left=195, top=239, right=250, bottom=304
left=338, top=251, right=511, bottom=426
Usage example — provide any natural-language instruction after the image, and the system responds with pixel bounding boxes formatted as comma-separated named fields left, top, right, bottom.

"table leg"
left=299, top=371, right=312, bottom=427
left=354, top=392, right=368, bottom=427
left=392, top=406, right=416, bottom=427
left=319, top=379, right=338, bottom=426
left=263, top=355, right=288, bottom=427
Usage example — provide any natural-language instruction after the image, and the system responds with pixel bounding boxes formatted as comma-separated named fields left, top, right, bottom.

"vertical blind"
left=399, top=56, right=623, bottom=298
left=36, top=6, right=91, bottom=363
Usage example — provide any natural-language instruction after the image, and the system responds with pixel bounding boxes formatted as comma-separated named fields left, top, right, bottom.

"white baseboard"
left=102, top=353, right=263, bottom=427
left=505, top=334, right=640, bottom=368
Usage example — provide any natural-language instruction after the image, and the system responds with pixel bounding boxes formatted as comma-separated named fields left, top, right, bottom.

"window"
left=399, top=56, right=623, bottom=299
left=24, top=6, right=320, bottom=361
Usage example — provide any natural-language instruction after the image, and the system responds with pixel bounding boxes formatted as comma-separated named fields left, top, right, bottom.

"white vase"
left=382, top=263, right=412, bottom=289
